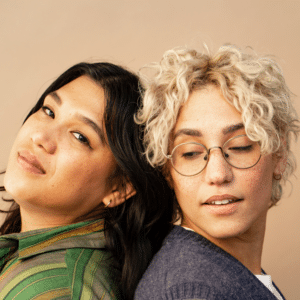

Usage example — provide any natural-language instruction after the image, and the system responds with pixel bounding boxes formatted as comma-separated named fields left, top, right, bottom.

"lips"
left=18, top=150, right=46, bottom=174
left=204, top=194, right=242, bottom=205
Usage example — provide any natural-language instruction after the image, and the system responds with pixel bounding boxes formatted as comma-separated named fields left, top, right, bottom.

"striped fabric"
left=0, top=219, right=122, bottom=299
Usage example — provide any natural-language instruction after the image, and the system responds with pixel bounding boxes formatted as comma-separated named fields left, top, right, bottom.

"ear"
left=162, top=163, right=174, bottom=189
left=165, top=173, right=174, bottom=189
left=102, top=182, right=136, bottom=208
left=273, top=149, right=287, bottom=177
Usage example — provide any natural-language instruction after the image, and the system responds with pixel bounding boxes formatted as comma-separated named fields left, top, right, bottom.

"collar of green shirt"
left=0, top=219, right=105, bottom=263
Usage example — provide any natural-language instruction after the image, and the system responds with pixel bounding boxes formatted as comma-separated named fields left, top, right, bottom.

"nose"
left=204, top=147, right=233, bottom=185
left=31, top=126, right=57, bottom=154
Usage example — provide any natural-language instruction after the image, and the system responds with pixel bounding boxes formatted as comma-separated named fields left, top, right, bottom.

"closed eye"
left=42, top=106, right=55, bottom=119
left=181, top=151, right=203, bottom=159
left=72, top=132, right=91, bottom=148
left=229, top=145, right=253, bottom=152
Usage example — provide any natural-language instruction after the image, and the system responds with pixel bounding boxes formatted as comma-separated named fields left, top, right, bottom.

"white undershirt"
left=182, top=226, right=284, bottom=299
left=255, top=274, right=283, bottom=300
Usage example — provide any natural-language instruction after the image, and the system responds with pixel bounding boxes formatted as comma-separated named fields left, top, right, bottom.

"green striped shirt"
left=0, top=219, right=122, bottom=300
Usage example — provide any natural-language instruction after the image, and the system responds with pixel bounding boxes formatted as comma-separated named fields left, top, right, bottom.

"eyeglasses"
left=166, top=134, right=261, bottom=177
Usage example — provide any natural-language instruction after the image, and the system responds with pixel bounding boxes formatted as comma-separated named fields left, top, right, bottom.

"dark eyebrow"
left=48, top=91, right=62, bottom=105
left=48, top=91, right=106, bottom=144
left=173, top=122, right=244, bottom=141
left=173, top=129, right=202, bottom=141
left=77, top=115, right=106, bottom=145
left=222, top=122, right=244, bottom=135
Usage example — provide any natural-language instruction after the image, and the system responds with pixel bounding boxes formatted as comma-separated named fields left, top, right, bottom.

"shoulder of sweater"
left=136, top=226, right=278, bottom=300
left=163, top=225, right=224, bottom=254
left=155, top=226, right=247, bottom=273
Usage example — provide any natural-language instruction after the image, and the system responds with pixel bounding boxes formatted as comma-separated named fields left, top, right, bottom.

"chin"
left=4, top=175, right=27, bottom=204
left=202, top=224, right=250, bottom=241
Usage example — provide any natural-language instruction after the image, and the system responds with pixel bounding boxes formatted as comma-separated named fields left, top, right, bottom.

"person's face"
left=4, top=76, right=118, bottom=221
left=169, top=85, right=280, bottom=241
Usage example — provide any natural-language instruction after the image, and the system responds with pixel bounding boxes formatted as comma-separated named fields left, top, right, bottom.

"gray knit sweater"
left=134, top=226, right=285, bottom=300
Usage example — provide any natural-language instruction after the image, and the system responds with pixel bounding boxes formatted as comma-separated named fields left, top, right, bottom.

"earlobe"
left=162, top=164, right=174, bottom=189
left=104, top=200, right=112, bottom=208
left=103, top=182, right=136, bottom=208
left=165, top=174, right=174, bottom=189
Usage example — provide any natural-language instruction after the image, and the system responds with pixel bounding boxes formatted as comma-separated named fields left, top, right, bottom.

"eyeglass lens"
left=171, top=135, right=261, bottom=176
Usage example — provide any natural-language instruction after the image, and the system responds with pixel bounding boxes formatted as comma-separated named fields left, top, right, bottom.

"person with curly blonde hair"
left=134, top=44, right=299, bottom=300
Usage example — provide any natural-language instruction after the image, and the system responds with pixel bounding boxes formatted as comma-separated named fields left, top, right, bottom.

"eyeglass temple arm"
left=161, top=146, right=172, bottom=159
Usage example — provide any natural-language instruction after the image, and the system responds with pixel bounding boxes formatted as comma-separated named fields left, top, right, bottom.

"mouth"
left=203, top=195, right=243, bottom=206
left=18, top=151, right=46, bottom=175
left=204, top=199, right=243, bottom=205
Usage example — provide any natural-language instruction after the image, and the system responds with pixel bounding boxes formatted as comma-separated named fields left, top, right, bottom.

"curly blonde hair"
left=136, top=44, right=300, bottom=205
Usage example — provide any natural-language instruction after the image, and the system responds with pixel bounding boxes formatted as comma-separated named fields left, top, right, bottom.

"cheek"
left=242, top=157, right=274, bottom=202
left=7, top=127, right=28, bottom=160
left=4, top=131, right=28, bottom=191
left=170, top=170, right=199, bottom=204
left=57, top=151, right=116, bottom=191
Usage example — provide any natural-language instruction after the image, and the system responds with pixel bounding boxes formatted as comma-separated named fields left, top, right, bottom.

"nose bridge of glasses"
left=207, top=146, right=224, bottom=156
left=206, top=146, right=228, bottom=163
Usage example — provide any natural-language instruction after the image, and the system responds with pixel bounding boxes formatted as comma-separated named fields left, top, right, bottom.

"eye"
left=72, top=132, right=91, bottom=147
left=229, top=145, right=253, bottom=152
left=42, top=106, right=55, bottom=119
left=181, top=150, right=206, bottom=161
left=181, top=151, right=202, bottom=159
left=175, top=144, right=206, bottom=161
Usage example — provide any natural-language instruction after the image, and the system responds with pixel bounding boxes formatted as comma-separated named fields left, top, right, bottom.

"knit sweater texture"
left=134, top=226, right=285, bottom=300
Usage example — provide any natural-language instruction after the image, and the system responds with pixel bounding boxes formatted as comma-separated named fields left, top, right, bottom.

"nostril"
left=31, top=131, right=56, bottom=154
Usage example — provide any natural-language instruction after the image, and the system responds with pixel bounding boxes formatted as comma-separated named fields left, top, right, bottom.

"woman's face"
left=169, top=85, right=279, bottom=242
left=4, top=76, right=117, bottom=222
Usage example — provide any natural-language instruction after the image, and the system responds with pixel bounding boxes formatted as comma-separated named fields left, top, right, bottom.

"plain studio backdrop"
left=0, top=1, right=299, bottom=298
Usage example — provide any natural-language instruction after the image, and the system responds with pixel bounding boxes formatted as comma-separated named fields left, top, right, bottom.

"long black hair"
left=0, top=62, right=175, bottom=299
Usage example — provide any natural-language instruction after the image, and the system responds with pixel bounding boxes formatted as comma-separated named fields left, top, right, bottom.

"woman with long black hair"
left=0, top=62, right=174, bottom=299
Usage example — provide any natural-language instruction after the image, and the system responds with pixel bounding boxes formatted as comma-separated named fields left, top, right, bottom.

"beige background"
left=0, top=0, right=299, bottom=298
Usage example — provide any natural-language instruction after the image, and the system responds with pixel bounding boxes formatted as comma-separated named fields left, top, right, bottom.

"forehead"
left=174, top=85, right=243, bottom=139
left=56, top=76, right=105, bottom=111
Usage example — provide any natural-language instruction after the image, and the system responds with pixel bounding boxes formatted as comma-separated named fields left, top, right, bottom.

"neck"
left=19, top=206, right=77, bottom=232
left=213, top=229, right=265, bottom=275
left=183, top=216, right=267, bottom=275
